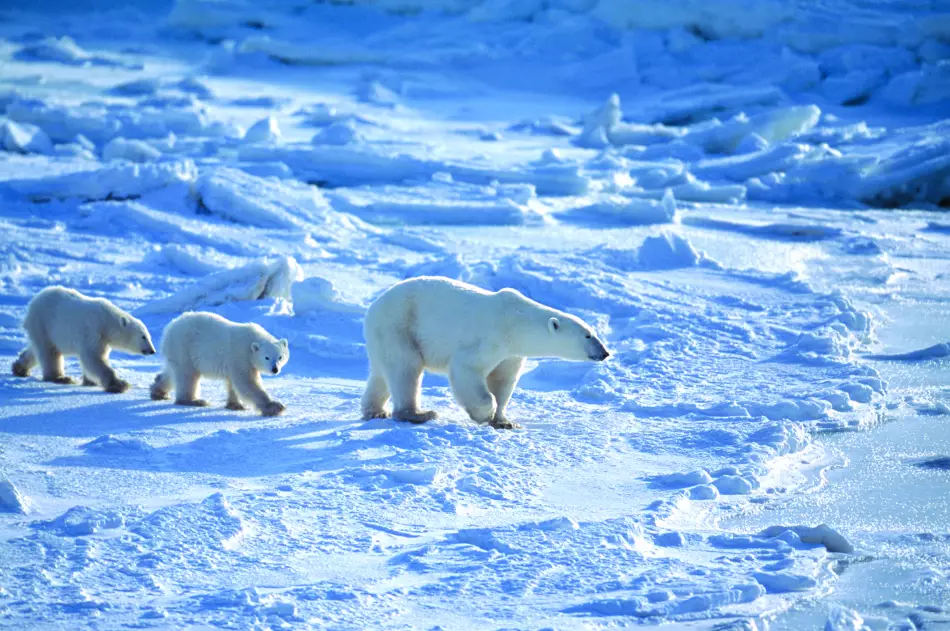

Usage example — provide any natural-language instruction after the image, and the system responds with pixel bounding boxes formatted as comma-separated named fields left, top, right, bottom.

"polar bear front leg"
left=449, top=356, right=496, bottom=426
left=486, top=357, right=524, bottom=429
left=232, top=370, right=284, bottom=417
left=79, top=347, right=127, bottom=392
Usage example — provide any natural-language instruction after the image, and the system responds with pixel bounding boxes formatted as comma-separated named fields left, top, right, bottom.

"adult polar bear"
left=361, top=276, right=610, bottom=429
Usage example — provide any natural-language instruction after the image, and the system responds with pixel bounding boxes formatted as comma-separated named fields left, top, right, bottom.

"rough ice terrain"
left=0, top=0, right=948, bottom=629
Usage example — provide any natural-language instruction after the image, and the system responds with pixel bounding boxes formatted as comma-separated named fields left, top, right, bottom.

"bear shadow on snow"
left=45, top=417, right=399, bottom=478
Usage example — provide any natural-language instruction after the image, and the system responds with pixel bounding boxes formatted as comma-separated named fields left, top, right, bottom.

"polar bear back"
left=24, top=286, right=128, bottom=355
left=365, top=276, right=549, bottom=373
left=161, top=312, right=273, bottom=378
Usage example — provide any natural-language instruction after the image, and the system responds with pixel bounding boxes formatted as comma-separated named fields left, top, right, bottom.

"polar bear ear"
left=251, top=342, right=260, bottom=353
left=548, top=317, right=560, bottom=334
left=279, top=338, right=288, bottom=348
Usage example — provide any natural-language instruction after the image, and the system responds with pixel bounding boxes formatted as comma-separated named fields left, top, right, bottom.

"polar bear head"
left=545, top=313, right=610, bottom=362
left=251, top=338, right=290, bottom=376
left=114, top=315, right=156, bottom=356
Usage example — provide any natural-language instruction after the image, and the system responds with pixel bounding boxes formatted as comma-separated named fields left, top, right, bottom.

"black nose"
left=272, top=367, right=279, bottom=374
left=145, top=349, right=156, bottom=355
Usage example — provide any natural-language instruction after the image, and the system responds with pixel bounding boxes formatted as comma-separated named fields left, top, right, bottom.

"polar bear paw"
left=105, top=378, right=131, bottom=394
left=261, top=401, right=286, bottom=417
left=46, top=375, right=76, bottom=385
left=12, top=361, right=30, bottom=378
left=489, top=417, right=521, bottom=430
left=226, top=401, right=247, bottom=411
left=393, top=409, right=438, bottom=424
left=176, top=398, right=209, bottom=407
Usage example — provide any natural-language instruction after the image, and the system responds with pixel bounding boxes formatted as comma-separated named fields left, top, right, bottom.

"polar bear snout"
left=271, top=366, right=279, bottom=374
left=144, top=346, right=156, bottom=356
left=586, top=337, right=610, bottom=361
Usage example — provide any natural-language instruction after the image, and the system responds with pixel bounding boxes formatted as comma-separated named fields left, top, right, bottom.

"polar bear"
left=11, top=286, right=156, bottom=392
left=150, top=312, right=288, bottom=417
left=360, top=276, right=610, bottom=429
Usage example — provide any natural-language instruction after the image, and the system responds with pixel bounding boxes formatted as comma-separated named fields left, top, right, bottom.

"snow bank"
left=759, top=524, right=854, bottom=553
left=139, top=256, right=302, bottom=314
left=102, top=138, right=162, bottom=163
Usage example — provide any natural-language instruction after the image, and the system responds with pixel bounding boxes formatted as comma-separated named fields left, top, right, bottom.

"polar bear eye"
left=585, top=334, right=592, bottom=339
left=265, top=356, right=271, bottom=361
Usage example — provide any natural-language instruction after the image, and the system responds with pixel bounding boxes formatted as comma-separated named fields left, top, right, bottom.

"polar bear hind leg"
left=383, top=342, right=436, bottom=424
left=486, top=357, right=524, bottom=429
left=449, top=355, right=496, bottom=426
left=173, top=367, right=207, bottom=407
left=30, top=329, right=73, bottom=385
left=361, top=365, right=391, bottom=420
left=12, top=347, right=36, bottom=377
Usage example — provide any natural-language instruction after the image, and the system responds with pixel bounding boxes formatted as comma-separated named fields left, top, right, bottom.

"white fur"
left=151, top=312, right=289, bottom=416
left=11, top=286, right=155, bottom=392
left=360, top=276, right=610, bottom=428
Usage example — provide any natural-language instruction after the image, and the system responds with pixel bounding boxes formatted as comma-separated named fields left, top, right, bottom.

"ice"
left=14, top=36, right=139, bottom=69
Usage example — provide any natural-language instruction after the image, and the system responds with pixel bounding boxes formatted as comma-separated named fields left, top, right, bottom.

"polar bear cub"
left=12, top=286, right=156, bottom=392
left=361, top=276, right=610, bottom=429
left=150, top=312, right=288, bottom=417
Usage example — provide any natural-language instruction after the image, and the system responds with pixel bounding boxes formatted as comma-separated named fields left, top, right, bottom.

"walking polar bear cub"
left=151, top=312, right=289, bottom=417
left=12, top=286, right=156, bottom=392
left=361, top=276, right=610, bottom=429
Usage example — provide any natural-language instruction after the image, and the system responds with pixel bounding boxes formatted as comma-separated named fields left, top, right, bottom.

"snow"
left=0, top=0, right=948, bottom=628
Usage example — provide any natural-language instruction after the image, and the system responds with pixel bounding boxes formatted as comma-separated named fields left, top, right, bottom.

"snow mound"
left=139, top=256, right=303, bottom=314
left=35, top=506, right=125, bottom=536
left=311, top=120, right=362, bottom=146
left=564, top=196, right=677, bottom=226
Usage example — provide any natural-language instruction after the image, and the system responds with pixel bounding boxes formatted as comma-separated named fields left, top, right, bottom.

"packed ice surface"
left=0, top=0, right=948, bottom=629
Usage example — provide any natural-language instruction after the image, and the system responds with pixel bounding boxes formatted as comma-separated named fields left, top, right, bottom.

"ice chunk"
left=825, top=606, right=869, bottom=631
left=758, top=524, right=854, bottom=553
left=753, top=571, right=818, bottom=593
left=0, top=478, right=29, bottom=514
left=195, top=167, right=330, bottom=229
left=292, top=276, right=365, bottom=315
left=243, top=116, right=282, bottom=144
left=651, top=469, right=712, bottom=489
left=2, top=160, right=197, bottom=202
left=139, top=256, right=303, bottom=315
left=564, top=196, right=676, bottom=225
left=713, top=475, right=754, bottom=495
left=102, top=137, right=162, bottom=163
left=14, top=36, right=139, bottom=69
left=0, top=120, right=52, bottom=154
left=636, top=232, right=702, bottom=270
left=311, top=120, right=362, bottom=146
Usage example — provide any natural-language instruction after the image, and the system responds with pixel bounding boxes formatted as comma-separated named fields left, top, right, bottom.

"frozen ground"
left=0, top=0, right=948, bottom=629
